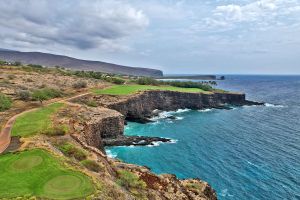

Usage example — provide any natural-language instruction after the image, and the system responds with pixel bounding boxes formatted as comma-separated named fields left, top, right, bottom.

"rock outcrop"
left=76, top=107, right=124, bottom=150
left=92, top=90, right=262, bottom=121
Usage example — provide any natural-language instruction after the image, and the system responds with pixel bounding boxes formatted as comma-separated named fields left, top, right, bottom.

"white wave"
left=151, top=111, right=172, bottom=120
left=147, top=141, right=163, bottom=147
left=106, top=149, right=117, bottom=158
left=264, top=103, right=285, bottom=108
left=151, top=109, right=191, bottom=120
left=169, top=139, right=178, bottom=143
left=198, top=108, right=213, bottom=112
left=176, top=108, right=191, bottom=113
left=220, top=189, right=234, bottom=197
left=176, top=117, right=184, bottom=120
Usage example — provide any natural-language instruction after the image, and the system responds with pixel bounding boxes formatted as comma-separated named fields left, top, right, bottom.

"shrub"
left=14, top=61, right=22, bottom=66
left=110, top=77, right=126, bottom=85
left=116, top=170, right=146, bottom=190
left=7, top=74, right=16, bottom=80
left=16, top=90, right=31, bottom=101
left=0, top=93, right=12, bottom=111
left=133, top=77, right=214, bottom=91
left=72, top=80, right=87, bottom=89
left=135, top=77, right=160, bottom=85
left=27, top=64, right=43, bottom=68
left=85, top=100, right=97, bottom=107
left=32, top=88, right=63, bottom=103
left=81, top=160, right=102, bottom=172
left=0, top=60, right=5, bottom=65
left=57, top=142, right=87, bottom=161
left=42, top=125, right=68, bottom=136
left=26, top=78, right=34, bottom=82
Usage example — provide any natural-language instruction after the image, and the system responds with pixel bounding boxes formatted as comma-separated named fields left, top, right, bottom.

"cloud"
left=194, top=0, right=300, bottom=32
left=0, top=0, right=149, bottom=51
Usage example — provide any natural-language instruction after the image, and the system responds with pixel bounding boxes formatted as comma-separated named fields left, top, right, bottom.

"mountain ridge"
left=0, top=50, right=163, bottom=77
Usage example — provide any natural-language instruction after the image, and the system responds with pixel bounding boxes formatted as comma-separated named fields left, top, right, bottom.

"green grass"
left=57, top=141, right=87, bottom=161
left=0, top=149, right=94, bottom=199
left=12, top=103, right=64, bottom=137
left=92, top=84, right=208, bottom=95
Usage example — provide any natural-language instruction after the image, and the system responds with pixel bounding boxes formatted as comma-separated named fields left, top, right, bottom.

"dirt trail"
left=0, top=92, right=89, bottom=154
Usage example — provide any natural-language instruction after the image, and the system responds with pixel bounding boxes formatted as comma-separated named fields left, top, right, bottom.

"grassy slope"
left=92, top=84, right=209, bottom=95
left=12, top=103, right=64, bottom=137
left=0, top=149, right=94, bottom=199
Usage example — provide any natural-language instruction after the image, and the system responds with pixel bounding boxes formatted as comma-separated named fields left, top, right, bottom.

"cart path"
left=0, top=92, right=89, bottom=153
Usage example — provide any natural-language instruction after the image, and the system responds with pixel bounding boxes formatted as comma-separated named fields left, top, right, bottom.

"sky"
left=0, top=0, right=300, bottom=74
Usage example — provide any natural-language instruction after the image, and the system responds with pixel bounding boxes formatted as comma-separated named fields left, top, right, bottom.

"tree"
left=32, top=90, right=48, bottom=104
left=0, top=93, right=12, bottom=111
left=0, top=60, right=6, bottom=66
left=14, top=61, right=22, bottom=66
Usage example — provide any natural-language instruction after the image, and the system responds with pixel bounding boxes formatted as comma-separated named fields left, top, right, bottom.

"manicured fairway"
left=0, top=149, right=94, bottom=199
left=92, top=84, right=207, bottom=95
left=12, top=103, right=64, bottom=137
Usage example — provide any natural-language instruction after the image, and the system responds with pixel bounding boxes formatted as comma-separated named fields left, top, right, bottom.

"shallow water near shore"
left=106, top=75, right=300, bottom=200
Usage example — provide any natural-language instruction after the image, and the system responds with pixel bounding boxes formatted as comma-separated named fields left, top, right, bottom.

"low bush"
left=81, top=160, right=102, bottom=172
left=27, top=64, right=43, bottom=68
left=16, top=90, right=31, bottom=101
left=133, top=77, right=214, bottom=91
left=72, top=80, right=87, bottom=89
left=7, top=74, right=16, bottom=80
left=32, top=88, right=63, bottom=103
left=42, top=125, right=68, bottom=136
left=0, top=93, right=12, bottom=111
left=57, top=141, right=87, bottom=161
left=116, top=170, right=146, bottom=190
left=85, top=100, right=97, bottom=107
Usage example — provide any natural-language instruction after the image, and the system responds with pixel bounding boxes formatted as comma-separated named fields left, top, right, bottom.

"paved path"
left=0, top=92, right=89, bottom=154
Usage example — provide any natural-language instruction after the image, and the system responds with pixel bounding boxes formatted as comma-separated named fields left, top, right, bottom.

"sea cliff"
left=70, top=90, right=262, bottom=200
left=72, top=90, right=261, bottom=148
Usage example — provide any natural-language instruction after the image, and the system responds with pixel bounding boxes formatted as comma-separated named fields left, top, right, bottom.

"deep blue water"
left=106, top=75, right=300, bottom=200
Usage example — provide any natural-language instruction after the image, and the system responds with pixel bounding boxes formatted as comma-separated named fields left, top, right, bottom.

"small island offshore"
left=0, top=62, right=263, bottom=200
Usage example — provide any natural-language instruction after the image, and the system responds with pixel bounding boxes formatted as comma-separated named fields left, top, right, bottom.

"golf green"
left=0, top=149, right=94, bottom=199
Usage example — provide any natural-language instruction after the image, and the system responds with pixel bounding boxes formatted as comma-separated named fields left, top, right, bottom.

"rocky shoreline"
left=103, top=135, right=172, bottom=146
left=71, top=90, right=263, bottom=149
left=67, top=90, right=264, bottom=200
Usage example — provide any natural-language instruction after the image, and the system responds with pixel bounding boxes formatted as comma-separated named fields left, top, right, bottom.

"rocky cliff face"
left=74, top=107, right=124, bottom=150
left=69, top=90, right=262, bottom=200
left=96, top=90, right=257, bottom=121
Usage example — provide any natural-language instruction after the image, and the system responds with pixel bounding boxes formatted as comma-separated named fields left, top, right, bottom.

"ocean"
left=106, top=75, right=300, bottom=200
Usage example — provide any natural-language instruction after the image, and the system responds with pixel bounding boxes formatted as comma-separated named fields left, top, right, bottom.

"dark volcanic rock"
left=103, top=136, right=171, bottom=146
left=95, top=90, right=262, bottom=120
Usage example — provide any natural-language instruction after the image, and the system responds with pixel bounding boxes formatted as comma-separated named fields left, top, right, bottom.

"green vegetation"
left=92, top=84, right=207, bottom=95
left=32, top=88, right=63, bottom=103
left=12, top=103, right=64, bottom=137
left=0, top=59, right=5, bottom=65
left=57, top=141, right=87, bottom=161
left=0, top=93, right=12, bottom=111
left=72, top=71, right=126, bottom=84
left=73, top=80, right=87, bottom=89
left=134, top=77, right=215, bottom=91
left=0, top=149, right=94, bottom=199
left=116, top=170, right=146, bottom=190
left=81, top=160, right=103, bottom=172
left=16, top=90, right=31, bottom=101
left=85, top=99, right=97, bottom=107
left=42, top=125, right=68, bottom=136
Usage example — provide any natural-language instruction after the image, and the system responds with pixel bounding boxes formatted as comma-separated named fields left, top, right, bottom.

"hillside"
left=0, top=50, right=163, bottom=77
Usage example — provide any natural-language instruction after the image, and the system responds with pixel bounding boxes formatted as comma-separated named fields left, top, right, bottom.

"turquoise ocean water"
left=106, top=75, right=300, bottom=200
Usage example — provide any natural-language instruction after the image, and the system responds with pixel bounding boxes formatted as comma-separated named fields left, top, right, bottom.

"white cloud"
left=195, top=0, right=300, bottom=31
left=0, top=0, right=149, bottom=51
